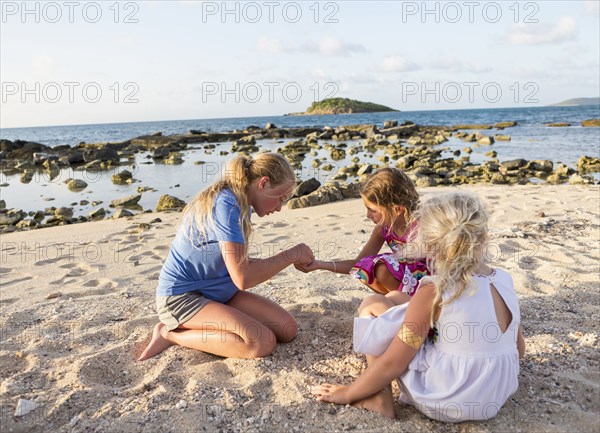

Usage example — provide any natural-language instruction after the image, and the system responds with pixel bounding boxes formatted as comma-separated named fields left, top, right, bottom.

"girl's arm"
left=221, top=241, right=313, bottom=290
left=296, top=225, right=386, bottom=274
left=312, top=282, right=436, bottom=403
left=517, top=324, right=526, bottom=359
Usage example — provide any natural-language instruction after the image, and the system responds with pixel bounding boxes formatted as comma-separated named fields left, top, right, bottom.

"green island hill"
left=287, top=98, right=399, bottom=116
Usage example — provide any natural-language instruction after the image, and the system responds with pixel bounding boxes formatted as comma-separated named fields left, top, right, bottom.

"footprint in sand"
left=71, top=279, right=117, bottom=299
left=2, top=276, right=34, bottom=286
left=77, top=346, right=144, bottom=389
left=0, top=267, right=12, bottom=274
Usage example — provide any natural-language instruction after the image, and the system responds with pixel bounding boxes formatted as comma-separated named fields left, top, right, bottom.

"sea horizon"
left=2, top=101, right=599, bottom=132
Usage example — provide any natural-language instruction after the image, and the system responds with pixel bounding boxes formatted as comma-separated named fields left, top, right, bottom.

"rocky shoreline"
left=1, top=119, right=599, bottom=233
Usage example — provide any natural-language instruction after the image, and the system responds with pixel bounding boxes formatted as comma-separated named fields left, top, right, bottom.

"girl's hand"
left=310, top=384, right=350, bottom=404
left=294, top=260, right=323, bottom=273
left=286, top=243, right=314, bottom=265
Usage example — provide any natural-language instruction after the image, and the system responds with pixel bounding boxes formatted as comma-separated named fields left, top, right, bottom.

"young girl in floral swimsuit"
left=297, top=167, right=428, bottom=311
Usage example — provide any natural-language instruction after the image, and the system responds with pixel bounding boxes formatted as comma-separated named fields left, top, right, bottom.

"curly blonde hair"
left=414, top=191, right=489, bottom=326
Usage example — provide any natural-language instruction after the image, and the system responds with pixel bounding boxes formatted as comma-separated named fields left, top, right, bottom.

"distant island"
left=287, top=97, right=398, bottom=116
left=550, top=97, right=600, bottom=107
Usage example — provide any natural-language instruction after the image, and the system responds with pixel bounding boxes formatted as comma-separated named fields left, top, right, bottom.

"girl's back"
left=399, top=268, right=520, bottom=422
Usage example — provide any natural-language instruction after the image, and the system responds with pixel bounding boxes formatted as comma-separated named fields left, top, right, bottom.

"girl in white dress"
left=311, top=191, right=526, bottom=422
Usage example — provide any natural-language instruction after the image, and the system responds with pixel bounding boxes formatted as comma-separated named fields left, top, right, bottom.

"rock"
left=83, top=146, right=120, bottom=163
left=20, top=171, right=34, bottom=183
left=156, top=194, right=186, bottom=212
left=46, top=292, right=62, bottom=299
left=321, top=163, right=334, bottom=171
left=265, top=123, right=277, bottom=129
left=0, top=200, right=5, bottom=210
left=15, top=219, right=36, bottom=228
left=137, top=186, right=155, bottom=193
left=577, top=155, right=600, bottom=172
left=537, top=211, right=546, bottom=218
left=490, top=173, right=509, bottom=184
left=14, top=399, right=39, bottom=417
left=485, top=150, right=497, bottom=158
left=330, top=148, right=346, bottom=160
left=494, top=134, right=511, bottom=141
left=111, top=170, right=133, bottom=185
left=453, top=124, right=492, bottom=130
left=407, top=136, right=421, bottom=146
left=526, top=160, right=553, bottom=173
left=287, top=182, right=360, bottom=209
left=153, top=146, right=173, bottom=159
left=500, top=159, right=527, bottom=171
left=83, top=159, right=103, bottom=171
left=110, top=194, right=142, bottom=208
left=477, top=135, right=495, bottom=145
left=463, top=147, right=473, bottom=154
left=33, top=152, right=52, bottom=164
left=163, top=152, right=184, bottom=165
left=493, top=121, right=517, bottom=128
left=113, top=208, right=134, bottom=218
left=67, top=179, right=88, bottom=191
left=292, top=178, right=321, bottom=198
left=68, top=151, right=85, bottom=164
left=55, top=207, right=73, bottom=220
left=89, top=208, right=106, bottom=219
left=383, top=120, right=398, bottom=129
left=545, top=122, right=570, bottom=127
left=568, top=174, right=587, bottom=185
left=175, top=400, right=188, bottom=410
left=357, top=164, right=374, bottom=176
left=581, top=119, right=600, bottom=127
left=0, top=210, right=26, bottom=226
left=189, top=129, right=205, bottom=135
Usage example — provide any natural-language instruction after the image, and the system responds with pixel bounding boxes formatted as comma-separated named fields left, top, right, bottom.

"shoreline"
left=1, top=120, right=599, bottom=234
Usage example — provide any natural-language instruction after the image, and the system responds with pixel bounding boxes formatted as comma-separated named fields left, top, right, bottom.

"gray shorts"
left=156, top=291, right=212, bottom=331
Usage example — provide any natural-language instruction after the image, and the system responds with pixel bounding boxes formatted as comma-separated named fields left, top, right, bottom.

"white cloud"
left=428, top=57, right=463, bottom=72
left=583, top=0, right=600, bottom=15
left=256, top=37, right=283, bottom=54
left=256, top=36, right=366, bottom=56
left=467, top=63, right=492, bottom=74
left=316, top=37, right=367, bottom=56
left=508, top=16, right=577, bottom=45
left=381, top=55, right=420, bottom=72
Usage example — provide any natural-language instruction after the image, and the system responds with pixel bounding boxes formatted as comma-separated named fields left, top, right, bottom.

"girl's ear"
left=258, top=176, right=270, bottom=189
left=395, top=204, right=406, bottom=215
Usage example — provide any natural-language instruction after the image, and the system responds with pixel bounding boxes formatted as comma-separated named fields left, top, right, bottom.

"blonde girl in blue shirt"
left=138, top=153, right=314, bottom=360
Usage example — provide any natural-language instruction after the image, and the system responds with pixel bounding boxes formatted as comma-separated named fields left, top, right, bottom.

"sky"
left=1, top=0, right=599, bottom=128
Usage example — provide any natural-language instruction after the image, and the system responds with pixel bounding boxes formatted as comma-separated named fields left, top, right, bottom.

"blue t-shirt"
left=156, top=189, right=245, bottom=302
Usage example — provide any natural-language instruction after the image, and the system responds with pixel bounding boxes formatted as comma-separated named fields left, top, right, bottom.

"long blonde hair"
left=413, top=191, right=489, bottom=326
left=182, top=153, right=295, bottom=248
left=360, top=167, right=419, bottom=233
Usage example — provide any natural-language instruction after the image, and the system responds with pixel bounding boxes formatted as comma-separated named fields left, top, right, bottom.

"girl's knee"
left=278, top=317, right=298, bottom=343
left=358, top=294, right=386, bottom=316
left=247, top=328, right=277, bottom=358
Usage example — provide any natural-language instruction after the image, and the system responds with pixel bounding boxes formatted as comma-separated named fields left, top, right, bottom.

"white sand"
left=1, top=184, right=598, bottom=432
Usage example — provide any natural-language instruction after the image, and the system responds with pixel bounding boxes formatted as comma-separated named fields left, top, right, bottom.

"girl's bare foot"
left=137, top=323, right=174, bottom=361
left=352, top=387, right=395, bottom=419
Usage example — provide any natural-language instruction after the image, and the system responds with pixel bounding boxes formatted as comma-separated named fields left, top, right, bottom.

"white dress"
left=353, top=268, right=520, bottom=422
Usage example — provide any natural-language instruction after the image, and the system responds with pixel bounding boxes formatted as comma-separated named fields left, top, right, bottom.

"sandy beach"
left=1, top=183, right=598, bottom=433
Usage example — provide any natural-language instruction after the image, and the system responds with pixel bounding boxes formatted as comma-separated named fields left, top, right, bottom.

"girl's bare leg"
left=138, top=301, right=278, bottom=360
left=358, top=294, right=396, bottom=317
left=363, top=262, right=402, bottom=294
left=351, top=354, right=395, bottom=418
left=225, top=290, right=298, bottom=342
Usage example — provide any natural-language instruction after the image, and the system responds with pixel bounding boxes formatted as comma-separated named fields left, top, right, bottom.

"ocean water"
left=1, top=105, right=599, bottom=220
